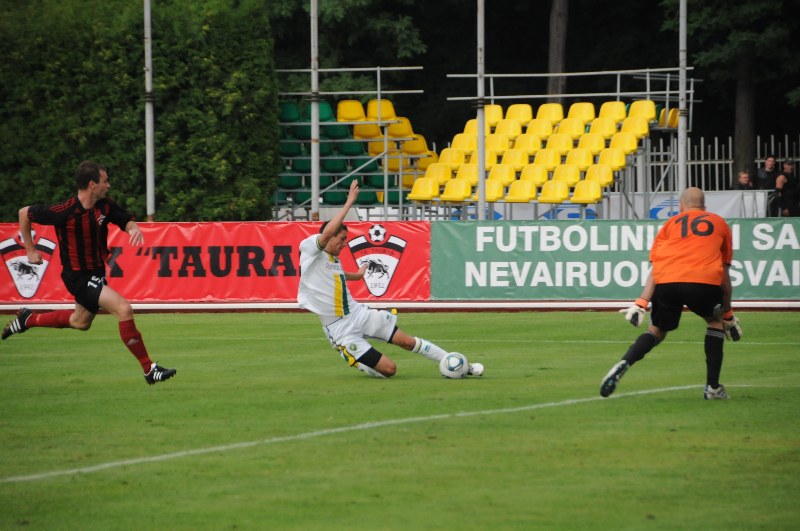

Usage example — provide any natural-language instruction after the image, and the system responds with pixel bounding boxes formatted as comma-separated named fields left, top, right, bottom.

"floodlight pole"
left=309, top=0, right=321, bottom=220
left=677, top=0, right=688, bottom=191
left=475, top=0, right=486, bottom=220
left=144, top=0, right=156, bottom=220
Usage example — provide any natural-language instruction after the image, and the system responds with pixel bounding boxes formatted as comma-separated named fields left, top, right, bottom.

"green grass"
left=1, top=311, right=798, bottom=530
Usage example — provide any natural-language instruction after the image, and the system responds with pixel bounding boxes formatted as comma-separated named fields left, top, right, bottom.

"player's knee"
left=72, top=320, right=92, bottom=331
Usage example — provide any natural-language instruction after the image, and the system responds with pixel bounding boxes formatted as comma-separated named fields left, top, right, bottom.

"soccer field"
left=1, top=311, right=798, bottom=530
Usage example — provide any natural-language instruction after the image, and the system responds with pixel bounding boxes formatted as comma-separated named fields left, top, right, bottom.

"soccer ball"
left=368, top=224, right=387, bottom=243
left=439, top=352, right=469, bottom=379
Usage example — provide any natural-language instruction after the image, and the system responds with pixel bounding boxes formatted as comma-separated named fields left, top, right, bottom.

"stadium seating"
left=388, top=117, right=415, bottom=139
left=406, top=177, right=439, bottom=201
left=351, top=156, right=380, bottom=174
left=279, top=173, right=304, bottom=189
left=484, top=133, right=510, bottom=155
left=488, top=163, right=516, bottom=186
left=438, top=148, right=467, bottom=171
left=620, top=116, right=650, bottom=139
left=567, top=102, right=596, bottom=123
left=279, top=101, right=301, bottom=123
left=472, top=178, right=504, bottom=202
left=588, top=117, right=618, bottom=140
left=423, top=163, right=453, bottom=186
left=336, top=99, right=366, bottom=122
left=532, top=148, right=562, bottom=171
left=451, top=133, right=478, bottom=156
left=484, top=104, right=504, bottom=128
left=609, top=131, right=639, bottom=154
left=597, top=147, right=626, bottom=171
left=555, top=117, right=587, bottom=141
left=564, top=148, right=594, bottom=171
left=417, top=151, right=438, bottom=170
left=519, top=163, right=549, bottom=187
left=537, top=179, right=570, bottom=204
left=366, top=98, right=397, bottom=120
left=504, top=179, right=538, bottom=203
left=545, top=133, right=574, bottom=156
left=598, top=100, right=627, bottom=124
left=463, top=118, right=491, bottom=136
left=302, top=100, right=336, bottom=122
left=512, top=133, right=542, bottom=156
left=659, top=107, right=679, bottom=128
left=525, top=118, right=554, bottom=139
left=455, top=163, right=480, bottom=186
left=628, top=99, right=657, bottom=122
left=570, top=179, right=603, bottom=204
left=552, top=163, right=582, bottom=187
left=494, top=119, right=523, bottom=141
left=499, top=148, right=529, bottom=172
left=440, top=178, right=473, bottom=202
left=401, top=134, right=429, bottom=156
left=577, top=132, right=607, bottom=155
left=536, top=103, right=564, bottom=124
left=354, top=123, right=383, bottom=139
left=337, top=140, right=366, bottom=157
left=505, top=104, right=534, bottom=126
left=585, top=163, right=614, bottom=188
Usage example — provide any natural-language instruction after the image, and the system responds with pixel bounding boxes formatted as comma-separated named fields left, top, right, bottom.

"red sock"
left=119, top=319, right=153, bottom=373
left=28, top=310, right=72, bottom=328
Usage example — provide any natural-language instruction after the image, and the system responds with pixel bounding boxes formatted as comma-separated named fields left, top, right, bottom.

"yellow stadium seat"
left=609, top=131, right=639, bottom=154
left=567, top=102, right=596, bottom=124
left=597, top=147, right=626, bottom=171
left=366, top=98, right=396, bottom=120
left=402, top=134, right=429, bottom=156
left=519, top=163, right=549, bottom=187
left=499, top=148, right=529, bottom=172
left=368, top=140, right=396, bottom=156
left=464, top=118, right=491, bottom=136
left=564, top=148, right=595, bottom=171
left=401, top=169, right=420, bottom=188
left=406, top=177, right=440, bottom=201
left=532, top=148, right=562, bottom=171
left=555, top=117, right=587, bottom=141
left=525, top=118, right=554, bottom=140
left=620, top=116, right=650, bottom=139
left=585, top=163, right=614, bottom=187
left=494, top=119, right=523, bottom=140
left=472, top=178, right=504, bottom=202
left=513, top=133, right=542, bottom=156
left=484, top=133, right=510, bottom=155
left=545, top=133, right=574, bottom=156
left=664, top=107, right=679, bottom=128
left=471, top=149, right=498, bottom=170
left=628, top=100, right=657, bottom=122
left=388, top=117, right=414, bottom=139
left=571, top=179, right=603, bottom=204
left=440, top=178, right=473, bottom=202
left=438, top=147, right=467, bottom=171
left=488, top=163, right=516, bottom=186
left=455, top=163, right=479, bottom=186
left=336, top=99, right=366, bottom=122
left=577, top=132, right=607, bottom=156
left=505, top=103, right=534, bottom=126
left=536, top=102, right=564, bottom=124
left=382, top=153, right=411, bottom=173
left=588, top=117, right=618, bottom=140
left=451, top=133, right=478, bottom=156
left=484, top=104, right=504, bottom=128
left=537, top=179, right=570, bottom=204
left=552, top=164, right=582, bottom=187
left=417, top=151, right=438, bottom=171
left=423, top=162, right=453, bottom=186
left=505, top=179, right=537, bottom=203
left=354, top=123, right=383, bottom=139
left=598, top=101, right=627, bottom=124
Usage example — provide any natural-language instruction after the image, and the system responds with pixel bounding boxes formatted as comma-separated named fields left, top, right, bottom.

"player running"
left=2, top=161, right=176, bottom=385
left=297, top=179, right=483, bottom=378
left=600, top=187, right=741, bottom=400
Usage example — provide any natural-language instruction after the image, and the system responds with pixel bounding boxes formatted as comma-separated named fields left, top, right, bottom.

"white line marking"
left=0, top=385, right=700, bottom=484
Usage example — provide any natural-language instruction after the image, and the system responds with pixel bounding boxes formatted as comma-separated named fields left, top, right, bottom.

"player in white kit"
left=297, top=179, right=483, bottom=378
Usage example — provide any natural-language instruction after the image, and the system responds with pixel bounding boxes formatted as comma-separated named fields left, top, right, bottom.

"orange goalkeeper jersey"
left=650, top=210, right=733, bottom=285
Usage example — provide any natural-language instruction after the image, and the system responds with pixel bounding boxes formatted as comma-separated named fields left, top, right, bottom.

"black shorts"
left=651, top=282, right=722, bottom=332
left=61, top=269, right=107, bottom=314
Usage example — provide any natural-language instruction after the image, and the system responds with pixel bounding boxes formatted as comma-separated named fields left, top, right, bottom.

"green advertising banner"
left=431, top=219, right=800, bottom=300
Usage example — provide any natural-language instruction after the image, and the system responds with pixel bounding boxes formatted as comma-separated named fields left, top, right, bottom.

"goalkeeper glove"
left=619, top=298, right=649, bottom=327
left=722, top=311, right=742, bottom=341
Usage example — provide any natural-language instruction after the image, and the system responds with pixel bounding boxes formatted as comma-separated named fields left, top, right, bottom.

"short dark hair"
left=319, top=221, right=347, bottom=235
left=75, top=161, right=107, bottom=190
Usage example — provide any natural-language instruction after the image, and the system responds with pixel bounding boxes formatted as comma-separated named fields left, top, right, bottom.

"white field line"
left=0, top=385, right=699, bottom=485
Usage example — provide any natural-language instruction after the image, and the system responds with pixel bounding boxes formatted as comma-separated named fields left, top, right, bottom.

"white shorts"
left=322, top=305, right=398, bottom=365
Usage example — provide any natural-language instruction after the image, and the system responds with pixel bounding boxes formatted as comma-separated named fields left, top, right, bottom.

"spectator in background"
left=756, top=155, right=781, bottom=216
left=733, top=169, right=754, bottom=190
left=775, top=160, right=797, bottom=217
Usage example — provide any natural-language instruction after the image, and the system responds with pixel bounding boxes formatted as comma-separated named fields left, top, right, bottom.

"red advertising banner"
left=0, top=221, right=430, bottom=304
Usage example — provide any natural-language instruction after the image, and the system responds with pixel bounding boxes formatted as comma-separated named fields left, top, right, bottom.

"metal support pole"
left=143, top=0, right=156, bottom=220
left=678, top=0, right=688, bottom=191
left=476, top=0, right=486, bottom=220
left=310, top=0, right=321, bottom=220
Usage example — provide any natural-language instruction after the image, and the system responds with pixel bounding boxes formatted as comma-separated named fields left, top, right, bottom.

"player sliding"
left=2, top=161, right=176, bottom=385
left=600, top=187, right=741, bottom=400
left=297, top=179, right=483, bottom=378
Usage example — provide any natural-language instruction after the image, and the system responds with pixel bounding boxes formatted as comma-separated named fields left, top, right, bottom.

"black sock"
left=705, top=327, right=725, bottom=387
left=622, top=332, right=659, bottom=366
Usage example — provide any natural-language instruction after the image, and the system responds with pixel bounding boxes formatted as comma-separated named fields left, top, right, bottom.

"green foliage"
left=0, top=0, right=280, bottom=221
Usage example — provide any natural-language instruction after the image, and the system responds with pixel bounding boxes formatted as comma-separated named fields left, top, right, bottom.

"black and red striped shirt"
left=28, top=197, right=134, bottom=272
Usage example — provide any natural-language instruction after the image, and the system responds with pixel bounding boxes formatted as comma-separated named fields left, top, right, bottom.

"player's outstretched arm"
left=319, top=179, right=359, bottom=248
left=18, top=206, right=42, bottom=265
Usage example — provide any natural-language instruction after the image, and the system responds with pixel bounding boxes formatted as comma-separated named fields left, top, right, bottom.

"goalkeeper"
left=600, top=187, right=741, bottom=400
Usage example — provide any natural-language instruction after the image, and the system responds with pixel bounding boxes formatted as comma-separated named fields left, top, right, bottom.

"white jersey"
left=297, top=234, right=362, bottom=323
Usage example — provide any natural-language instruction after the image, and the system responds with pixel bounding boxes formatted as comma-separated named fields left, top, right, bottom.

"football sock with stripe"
left=119, top=319, right=153, bottom=373
left=622, top=331, right=659, bottom=366
left=413, top=337, right=447, bottom=362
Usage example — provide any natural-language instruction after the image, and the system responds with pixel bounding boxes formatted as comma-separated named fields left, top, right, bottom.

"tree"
left=547, top=0, right=569, bottom=102
left=661, top=0, right=800, bottom=178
